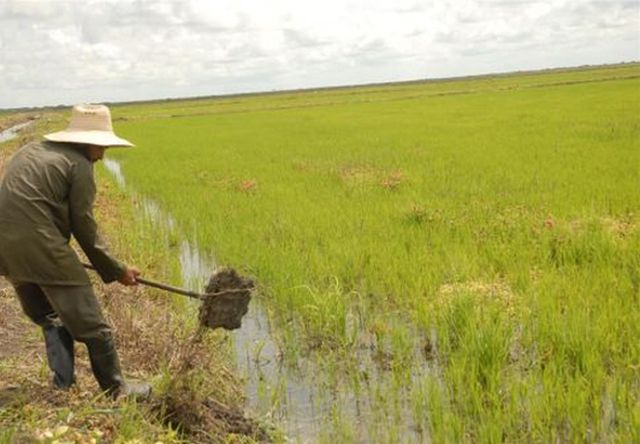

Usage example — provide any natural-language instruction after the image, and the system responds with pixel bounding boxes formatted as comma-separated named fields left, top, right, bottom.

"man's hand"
left=119, top=266, right=140, bottom=286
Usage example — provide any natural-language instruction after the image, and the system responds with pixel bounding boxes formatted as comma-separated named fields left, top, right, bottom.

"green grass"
left=101, top=64, right=640, bottom=442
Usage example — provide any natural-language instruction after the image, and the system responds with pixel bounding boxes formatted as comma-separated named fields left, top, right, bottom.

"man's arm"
left=68, top=160, right=130, bottom=284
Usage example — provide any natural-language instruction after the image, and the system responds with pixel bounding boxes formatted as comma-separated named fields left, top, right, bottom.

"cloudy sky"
left=1, top=0, right=638, bottom=109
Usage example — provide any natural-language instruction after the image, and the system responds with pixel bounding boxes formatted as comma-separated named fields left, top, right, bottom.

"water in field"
left=103, top=158, right=126, bottom=188
left=103, top=158, right=429, bottom=442
left=177, top=246, right=429, bottom=442
left=0, top=121, right=32, bottom=144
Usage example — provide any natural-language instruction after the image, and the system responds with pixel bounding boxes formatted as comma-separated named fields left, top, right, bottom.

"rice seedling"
left=101, top=64, right=640, bottom=441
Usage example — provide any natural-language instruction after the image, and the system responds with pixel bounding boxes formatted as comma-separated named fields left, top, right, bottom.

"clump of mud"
left=160, top=385, right=271, bottom=442
left=198, top=268, right=253, bottom=330
left=152, top=331, right=271, bottom=443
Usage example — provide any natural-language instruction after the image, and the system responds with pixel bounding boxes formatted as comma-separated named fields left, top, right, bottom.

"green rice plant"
left=296, top=277, right=355, bottom=349
left=424, top=374, right=464, bottom=442
left=96, top=64, right=640, bottom=441
left=0, top=428, right=16, bottom=444
left=320, top=404, right=356, bottom=444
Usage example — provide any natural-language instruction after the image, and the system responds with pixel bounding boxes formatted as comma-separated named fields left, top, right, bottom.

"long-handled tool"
left=83, top=262, right=206, bottom=300
left=82, top=262, right=254, bottom=330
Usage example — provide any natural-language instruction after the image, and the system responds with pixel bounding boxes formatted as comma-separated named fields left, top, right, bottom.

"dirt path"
left=0, top=278, right=46, bottom=417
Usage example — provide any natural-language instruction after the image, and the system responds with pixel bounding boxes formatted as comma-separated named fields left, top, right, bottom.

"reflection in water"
left=103, top=158, right=126, bottom=188
left=140, top=198, right=176, bottom=236
left=179, top=240, right=214, bottom=291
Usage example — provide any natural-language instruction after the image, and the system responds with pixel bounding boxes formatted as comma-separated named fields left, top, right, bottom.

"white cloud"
left=0, top=0, right=638, bottom=108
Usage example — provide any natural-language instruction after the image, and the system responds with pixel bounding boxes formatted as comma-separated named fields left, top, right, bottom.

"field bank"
left=105, top=65, right=640, bottom=442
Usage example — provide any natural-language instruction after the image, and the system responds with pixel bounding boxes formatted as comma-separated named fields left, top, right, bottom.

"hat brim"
left=44, top=130, right=134, bottom=147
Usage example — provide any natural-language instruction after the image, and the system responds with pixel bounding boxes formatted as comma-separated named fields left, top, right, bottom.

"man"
left=0, top=104, right=150, bottom=399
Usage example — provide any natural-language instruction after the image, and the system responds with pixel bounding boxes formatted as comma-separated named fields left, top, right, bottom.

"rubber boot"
left=85, top=335, right=151, bottom=400
left=43, top=325, right=75, bottom=389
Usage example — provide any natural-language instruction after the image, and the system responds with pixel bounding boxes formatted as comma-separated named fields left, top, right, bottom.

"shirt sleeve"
left=69, top=159, right=126, bottom=283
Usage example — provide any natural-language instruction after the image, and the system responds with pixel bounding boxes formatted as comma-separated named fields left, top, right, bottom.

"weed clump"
left=199, top=268, right=253, bottom=330
left=160, top=382, right=271, bottom=442
left=152, top=331, right=272, bottom=443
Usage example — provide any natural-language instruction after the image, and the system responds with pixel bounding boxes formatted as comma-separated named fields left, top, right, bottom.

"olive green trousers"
left=11, top=281, right=112, bottom=342
left=10, top=280, right=128, bottom=393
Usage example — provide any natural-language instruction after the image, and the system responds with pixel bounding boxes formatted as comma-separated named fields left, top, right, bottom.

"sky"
left=0, top=0, right=638, bottom=109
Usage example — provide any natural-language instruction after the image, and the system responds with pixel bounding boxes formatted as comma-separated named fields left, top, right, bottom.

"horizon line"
left=2, top=60, right=638, bottom=113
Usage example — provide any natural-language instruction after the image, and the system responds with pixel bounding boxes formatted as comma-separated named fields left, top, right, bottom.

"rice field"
left=105, top=64, right=640, bottom=442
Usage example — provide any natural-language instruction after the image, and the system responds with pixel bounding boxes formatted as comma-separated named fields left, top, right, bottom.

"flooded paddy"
left=103, top=158, right=431, bottom=442
left=103, top=66, right=640, bottom=442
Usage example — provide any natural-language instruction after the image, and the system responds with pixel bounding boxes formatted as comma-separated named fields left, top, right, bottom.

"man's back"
left=0, top=141, right=91, bottom=236
left=0, top=140, right=105, bottom=285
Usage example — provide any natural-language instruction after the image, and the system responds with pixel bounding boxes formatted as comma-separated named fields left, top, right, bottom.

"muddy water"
left=0, top=121, right=33, bottom=144
left=102, top=159, right=321, bottom=433
left=176, top=251, right=338, bottom=439
left=104, top=159, right=327, bottom=438
left=103, top=159, right=429, bottom=442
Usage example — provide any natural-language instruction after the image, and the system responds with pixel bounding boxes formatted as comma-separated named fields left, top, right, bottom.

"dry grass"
left=101, top=281, right=269, bottom=442
left=0, top=272, right=268, bottom=443
left=238, top=179, right=258, bottom=192
left=336, top=164, right=406, bottom=190
left=542, top=214, right=638, bottom=238
left=437, top=279, right=521, bottom=318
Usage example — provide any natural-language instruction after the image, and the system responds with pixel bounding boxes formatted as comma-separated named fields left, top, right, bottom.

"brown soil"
left=157, top=377, right=270, bottom=442
left=199, top=267, right=254, bottom=330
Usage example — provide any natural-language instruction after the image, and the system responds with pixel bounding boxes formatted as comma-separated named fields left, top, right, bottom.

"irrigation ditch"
left=0, top=121, right=34, bottom=144
left=103, top=158, right=434, bottom=442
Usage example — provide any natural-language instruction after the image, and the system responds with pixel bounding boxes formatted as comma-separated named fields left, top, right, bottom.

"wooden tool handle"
left=82, top=263, right=204, bottom=300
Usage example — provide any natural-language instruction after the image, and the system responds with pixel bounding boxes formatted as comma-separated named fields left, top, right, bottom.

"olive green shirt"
left=0, top=141, right=125, bottom=285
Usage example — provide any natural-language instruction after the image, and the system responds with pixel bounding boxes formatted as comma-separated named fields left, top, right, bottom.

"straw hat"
left=44, top=104, right=133, bottom=147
